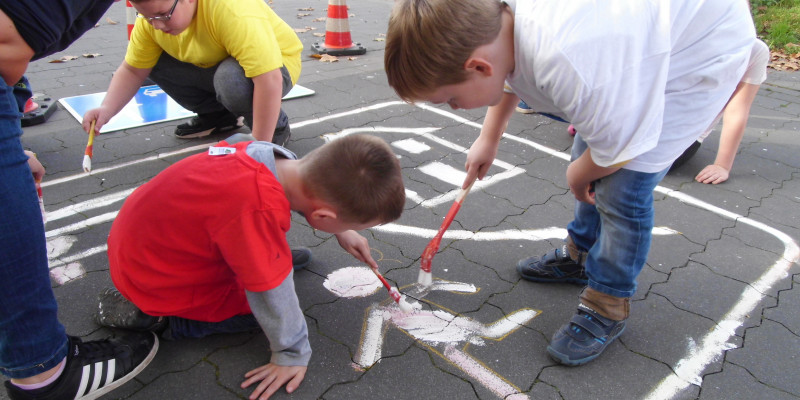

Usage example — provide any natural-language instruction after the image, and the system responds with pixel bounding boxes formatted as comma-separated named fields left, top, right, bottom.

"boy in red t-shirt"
left=96, top=134, right=405, bottom=399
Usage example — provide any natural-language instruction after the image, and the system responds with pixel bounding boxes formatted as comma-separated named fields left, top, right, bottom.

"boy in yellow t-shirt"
left=83, top=0, right=302, bottom=145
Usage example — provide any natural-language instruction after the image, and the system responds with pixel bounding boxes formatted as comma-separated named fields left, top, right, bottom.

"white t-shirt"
left=698, top=38, right=770, bottom=141
left=504, top=0, right=756, bottom=172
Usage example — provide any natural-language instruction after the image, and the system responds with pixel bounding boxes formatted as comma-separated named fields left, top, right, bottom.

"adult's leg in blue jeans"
left=0, top=80, right=68, bottom=379
left=213, top=58, right=293, bottom=130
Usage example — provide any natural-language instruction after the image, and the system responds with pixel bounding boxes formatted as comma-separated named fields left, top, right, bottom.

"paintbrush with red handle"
left=370, top=268, right=414, bottom=312
left=418, top=180, right=474, bottom=287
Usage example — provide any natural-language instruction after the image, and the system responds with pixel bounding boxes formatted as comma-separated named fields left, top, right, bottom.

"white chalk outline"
left=41, top=101, right=799, bottom=399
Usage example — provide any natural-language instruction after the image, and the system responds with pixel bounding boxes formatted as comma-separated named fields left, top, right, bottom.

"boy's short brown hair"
left=384, top=0, right=504, bottom=102
left=300, top=134, right=405, bottom=224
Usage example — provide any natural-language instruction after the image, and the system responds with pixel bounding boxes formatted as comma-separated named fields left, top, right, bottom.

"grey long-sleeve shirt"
left=243, top=138, right=311, bottom=366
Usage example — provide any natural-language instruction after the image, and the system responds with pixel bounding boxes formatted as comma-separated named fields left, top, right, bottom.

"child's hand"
left=241, top=363, right=307, bottom=400
left=464, top=135, right=500, bottom=188
left=81, top=107, right=111, bottom=134
left=566, top=161, right=596, bottom=205
left=695, top=164, right=729, bottom=184
left=335, top=230, right=380, bottom=270
left=24, top=150, right=45, bottom=182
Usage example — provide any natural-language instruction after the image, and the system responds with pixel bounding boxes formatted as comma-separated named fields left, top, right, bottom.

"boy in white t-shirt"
left=671, top=39, right=770, bottom=184
left=384, top=0, right=755, bottom=365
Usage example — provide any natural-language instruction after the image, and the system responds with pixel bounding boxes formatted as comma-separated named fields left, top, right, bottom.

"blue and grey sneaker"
left=547, top=303, right=626, bottom=366
left=515, top=100, right=535, bottom=114
left=516, top=245, right=588, bottom=285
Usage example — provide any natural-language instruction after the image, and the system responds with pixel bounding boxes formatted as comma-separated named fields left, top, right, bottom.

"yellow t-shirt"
left=126, top=0, right=302, bottom=84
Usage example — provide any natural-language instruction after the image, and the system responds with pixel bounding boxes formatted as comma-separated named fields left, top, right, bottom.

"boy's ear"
left=464, top=57, right=493, bottom=77
left=308, top=207, right=337, bottom=222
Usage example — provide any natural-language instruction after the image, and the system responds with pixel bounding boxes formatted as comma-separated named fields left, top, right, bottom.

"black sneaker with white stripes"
left=4, top=332, right=158, bottom=400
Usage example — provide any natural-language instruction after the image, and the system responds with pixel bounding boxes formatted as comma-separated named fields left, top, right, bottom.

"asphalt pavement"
left=6, top=0, right=800, bottom=399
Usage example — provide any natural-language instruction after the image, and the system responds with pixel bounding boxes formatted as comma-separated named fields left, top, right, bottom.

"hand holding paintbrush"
left=82, top=120, right=96, bottom=173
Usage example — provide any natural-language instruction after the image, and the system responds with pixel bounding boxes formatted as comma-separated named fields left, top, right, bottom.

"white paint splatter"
left=429, top=281, right=477, bottom=293
left=47, top=235, right=77, bottom=259
left=323, top=266, right=382, bottom=298
left=392, top=138, right=431, bottom=154
left=50, top=262, right=86, bottom=285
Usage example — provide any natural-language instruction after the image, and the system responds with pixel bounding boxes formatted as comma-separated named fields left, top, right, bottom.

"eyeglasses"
left=137, top=0, right=179, bottom=22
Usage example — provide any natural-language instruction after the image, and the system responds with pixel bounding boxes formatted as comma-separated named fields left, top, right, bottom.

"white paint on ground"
left=404, top=188, right=425, bottom=205
left=644, top=187, right=800, bottom=400
left=429, top=281, right=477, bottom=293
left=323, top=266, right=382, bottom=298
left=47, top=235, right=77, bottom=259
left=652, top=226, right=681, bottom=235
left=443, top=346, right=530, bottom=400
left=46, top=188, right=134, bottom=222
left=392, top=138, right=431, bottom=154
left=41, top=143, right=210, bottom=188
left=47, top=245, right=107, bottom=269
left=45, top=211, right=118, bottom=238
left=50, top=262, right=86, bottom=285
left=419, top=162, right=467, bottom=187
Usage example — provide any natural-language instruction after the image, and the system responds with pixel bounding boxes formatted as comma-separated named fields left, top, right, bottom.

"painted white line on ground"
left=419, top=162, right=466, bottom=187
left=41, top=143, right=211, bottom=188
left=45, top=211, right=118, bottom=238
left=46, top=188, right=134, bottom=222
left=47, top=244, right=108, bottom=269
left=644, top=188, right=800, bottom=400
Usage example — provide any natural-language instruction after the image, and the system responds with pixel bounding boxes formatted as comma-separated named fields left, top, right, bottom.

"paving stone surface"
left=5, top=1, right=800, bottom=399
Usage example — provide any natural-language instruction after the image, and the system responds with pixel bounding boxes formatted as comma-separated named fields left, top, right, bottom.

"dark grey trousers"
left=149, top=52, right=292, bottom=129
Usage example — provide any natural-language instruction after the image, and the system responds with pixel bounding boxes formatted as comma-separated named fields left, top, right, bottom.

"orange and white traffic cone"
left=126, top=0, right=136, bottom=40
left=312, top=0, right=366, bottom=56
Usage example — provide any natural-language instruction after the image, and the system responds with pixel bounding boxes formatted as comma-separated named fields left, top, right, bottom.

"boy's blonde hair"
left=300, top=134, right=405, bottom=224
left=384, top=0, right=504, bottom=102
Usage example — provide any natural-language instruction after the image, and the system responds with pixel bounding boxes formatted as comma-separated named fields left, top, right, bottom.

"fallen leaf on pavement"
left=48, top=55, right=79, bottom=63
left=313, top=17, right=326, bottom=22
left=106, top=17, right=118, bottom=25
left=298, top=7, right=314, bottom=11
left=320, top=54, right=339, bottom=62
left=82, top=53, right=102, bottom=58
left=313, top=33, right=325, bottom=37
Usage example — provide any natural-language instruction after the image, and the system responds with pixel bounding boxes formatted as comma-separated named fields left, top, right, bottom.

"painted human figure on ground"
left=323, top=266, right=538, bottom=400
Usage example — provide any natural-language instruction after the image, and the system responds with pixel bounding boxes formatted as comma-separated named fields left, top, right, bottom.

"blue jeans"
left=567, top=135, right=669, bottom=298
left=150, top=54, right=293, bottom=130
left=164, top=314, right=260, bottom=340
left=0, top=78, right=68, bottom=379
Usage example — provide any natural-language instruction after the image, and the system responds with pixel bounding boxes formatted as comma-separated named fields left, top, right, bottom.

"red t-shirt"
left=108, top=141, right=292, bottom=322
